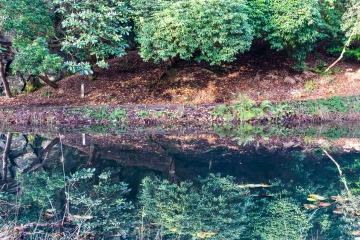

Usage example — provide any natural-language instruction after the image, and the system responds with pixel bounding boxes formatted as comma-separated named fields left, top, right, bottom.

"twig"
left=325, top=2, right=358, bottom=72
left=322, top=149, right=351, bottom=197
left=59, top=134, right=69, bottom=225
left=323, top=149, right=342, bottom=175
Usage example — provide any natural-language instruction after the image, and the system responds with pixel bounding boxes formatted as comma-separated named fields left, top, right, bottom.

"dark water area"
left=1, top=123, right=360, bottom=239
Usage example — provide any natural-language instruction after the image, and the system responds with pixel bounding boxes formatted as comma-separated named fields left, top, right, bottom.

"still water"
left=1, top=123, right=360, bottom=239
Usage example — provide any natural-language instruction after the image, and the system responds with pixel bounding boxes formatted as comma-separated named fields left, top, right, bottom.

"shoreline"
left=1, top=95, right=360, bottom=129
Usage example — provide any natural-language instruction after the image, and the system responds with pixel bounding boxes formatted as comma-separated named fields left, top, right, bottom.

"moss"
left=25, top=76, right=42, bottom=93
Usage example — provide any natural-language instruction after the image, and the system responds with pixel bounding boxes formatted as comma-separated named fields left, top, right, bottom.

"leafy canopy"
left=0, top=0, right=55, bottom=43
left=135, top=0, right=253, bottom=65
left=53, top=0, right=131, bottom=74
left=265, top=0, right=323, bottom=67
left=11, top=38, right=63, bottom=77
left=139, top=174, right=250, bottom=239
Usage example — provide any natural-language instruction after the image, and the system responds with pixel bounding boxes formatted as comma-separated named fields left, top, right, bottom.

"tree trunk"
left=0, top=62, right=12, bottom=98
left=39, top=75, right=58, bottom=89
left=2, top=132, right=13, bottom=181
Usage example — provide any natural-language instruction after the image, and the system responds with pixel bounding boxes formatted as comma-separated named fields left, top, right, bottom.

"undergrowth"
left=212, top=95, right=360, bottom=123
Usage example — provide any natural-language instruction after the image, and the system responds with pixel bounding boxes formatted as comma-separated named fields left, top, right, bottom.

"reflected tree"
left=1, top=132, right=12, bottom=181
left=138, top=174, right=251, bottom=239
left=0, top=168, right=134, bottom=238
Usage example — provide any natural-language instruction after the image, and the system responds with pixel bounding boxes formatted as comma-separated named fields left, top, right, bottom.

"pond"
left=1, top=123, right=360, bottom=239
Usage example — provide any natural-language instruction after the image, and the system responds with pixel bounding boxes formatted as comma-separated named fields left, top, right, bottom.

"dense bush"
left=53, top=0, right=132, bottom=74
left=0, top=0, right=357, bottom=86
left=135, top=0, right=254, bottom=65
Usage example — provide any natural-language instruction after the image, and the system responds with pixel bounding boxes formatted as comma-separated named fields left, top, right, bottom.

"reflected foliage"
left=0, top=168, right=133, bottom=238
left=139, top=174, right=251, bottom=239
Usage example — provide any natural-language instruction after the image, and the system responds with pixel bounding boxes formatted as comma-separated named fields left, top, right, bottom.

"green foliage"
left=304, top=80, right=317, bottom=93
left=1, top=168, right=133, bottom=237
left=139, top=174, right=250, bottom=239
left=109, top=108, right=128, bottom=121
left=135, top=0, right=253, bottom=65
left=68, top=169, right=134, bottom=235
left=14, top=171, right=64, bottom=224
left=212, top=95, right=264, bottom=121
left=265, top=0, right=323, bottom=65
left=0, top=0, right=55, bottom=42
left=295, top=96, right=355, bottom=114
left=212, top=95, right=294, bottom=122
left=41, top=90, right=52, bottom=98
left=86, top=107, right=109, bottom=120
left=24, top=77, right=43, bottom=93
left=136, top=110, right=149, bottom=118
left=53, top=0, right=131, bottom=74
left=341, top=0, right=360, bottom=38
left=252, top=198, right=311, bottom=240
left=0, top=0, right=63, bottom=83
left=11, top=38, right=63, bottom=77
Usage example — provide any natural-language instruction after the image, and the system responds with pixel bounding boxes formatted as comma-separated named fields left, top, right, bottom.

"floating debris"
left=308, top=194, right=326, bottom=201
left=237, top=183, right=271, bottom=188
left=197, top=231, right=217, bottom=238
left=333, top=209, right=342, bottom=215
left=331, top=196, right=350, bottom=203
left=304, top=204, right=318, bottom=210
left=318, top=202, right=331, bottom=208
left=350, top=230, right=360, bottom=236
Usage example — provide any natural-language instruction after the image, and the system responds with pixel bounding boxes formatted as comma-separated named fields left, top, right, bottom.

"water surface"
left=0, top=123, right=360, bottom=239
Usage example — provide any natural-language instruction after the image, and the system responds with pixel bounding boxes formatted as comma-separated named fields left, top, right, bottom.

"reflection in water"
left=0, top=128, right=359, bottom=239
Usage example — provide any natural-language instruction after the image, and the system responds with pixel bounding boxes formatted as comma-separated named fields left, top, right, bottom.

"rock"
left=7, top=75, right=25, bottom=92
left=13, top=152, right=38, bottom=172
left=284, top=76, right=296, bottom=85
left=9, top=135, right=29, bottom=159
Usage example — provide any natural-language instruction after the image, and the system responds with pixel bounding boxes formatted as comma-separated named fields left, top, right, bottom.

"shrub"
left=136, top=0, right=253, bottom=65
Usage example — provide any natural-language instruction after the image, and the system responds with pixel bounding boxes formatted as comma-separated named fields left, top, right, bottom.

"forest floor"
left=0, top=50, right=359, bottom=107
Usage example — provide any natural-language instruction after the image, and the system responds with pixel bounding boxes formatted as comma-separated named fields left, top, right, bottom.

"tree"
left=252, top=198, right=311, bottom=240
left=326, top=0, right=360, bottom=71
left=0, top=47, right=11, bottom=98
left=0, top=0, right=61, bottom=91
left=139, top=174, right=250, bottom=239
left=53, top=0, right=131, bottom=76
left=264, top=0, right=323, bottom=70
left=135, top=0, right=253, bottom=65
left=11, top=38, right=63, bottom=89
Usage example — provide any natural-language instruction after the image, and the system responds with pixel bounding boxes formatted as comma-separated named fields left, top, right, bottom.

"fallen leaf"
left=70, top=215, right=93, bottom=220
left=318, top=202, right=331, bottom=208
left=307, top=198, right=318, bottom=202
left=43, top=213, right=54, bottom=219
left=308, top=194, right=326, bottom=201
left=46, top=208, right=56, bottom=213
left=237, top=183, right=271, bottom=188
left=333, top=209, right=342, bottom=215
left=304, top=204, right=318, bottom=210
left=331, top=196, right=349, bottom=203
left=197, top=231, right=217, bottom=238
left=350, top=230, right=360, bottom=236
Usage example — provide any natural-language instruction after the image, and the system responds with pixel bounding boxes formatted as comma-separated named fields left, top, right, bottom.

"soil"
left=0, top=50, right=359, bottom=107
